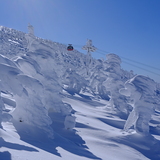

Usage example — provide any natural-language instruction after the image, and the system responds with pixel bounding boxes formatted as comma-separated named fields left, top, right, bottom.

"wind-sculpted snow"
left=120, top=75, right=160, bottom=135
left=1, top=26, right=160, bottom=160
left=62, top=68, right=88, bottom=94
left=0, top=25, right=160, bottom=139
left=0, top=52, right=77, bottom=138
left=89, top=60, right=110, bottom=100
left=0, top=26, right=27, bottom=58
left=0, top=26, right=137, bottom=134
left=100, top=53, right=133, bottom=118
left=13, top=53, right=76, bottom=136
left=0, top=55, right=54, bottom=137
left=0, top=36, right=76, bottom=137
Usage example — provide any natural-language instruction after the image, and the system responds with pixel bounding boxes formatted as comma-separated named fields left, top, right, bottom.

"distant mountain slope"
left=0, top=26, right=160, bottom=160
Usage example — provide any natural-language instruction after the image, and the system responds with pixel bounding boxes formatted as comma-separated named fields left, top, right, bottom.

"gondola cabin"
left=67, top=44, right=74, bottom=51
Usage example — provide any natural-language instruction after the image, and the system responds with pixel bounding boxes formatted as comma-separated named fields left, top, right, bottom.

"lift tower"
left=82, top=39, right=97, bottom=75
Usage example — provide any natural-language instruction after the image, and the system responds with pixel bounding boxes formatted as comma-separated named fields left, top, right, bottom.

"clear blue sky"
left=0, top=0, right=160, bottom=82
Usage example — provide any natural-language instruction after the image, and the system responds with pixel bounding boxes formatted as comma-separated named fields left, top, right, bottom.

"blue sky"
left=0, top=0, right=160, bottom=82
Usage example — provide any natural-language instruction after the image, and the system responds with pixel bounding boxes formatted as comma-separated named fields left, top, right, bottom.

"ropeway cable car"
left=67, top=44, right=74, bottom=51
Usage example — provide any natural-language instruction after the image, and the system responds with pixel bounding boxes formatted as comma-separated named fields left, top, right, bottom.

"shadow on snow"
left=12, top=114, right=102, bottom=160
left=0, top=151, right=12, bottom=160
left=0, top=137, right=38, bottom=160
left=0, top=137, right=38, bottom=152
left=49, top=112, right=102, bottom=159
left=110, top=133, right=160, bottom=160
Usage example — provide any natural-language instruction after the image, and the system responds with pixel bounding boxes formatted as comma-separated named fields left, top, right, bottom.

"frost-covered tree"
left=0, top=54, right=54, bottom=137
left=0, top=26, right=27, bottom=58
left=89, top=59, right=110, bottom=100
left=15, top=49, right=76, bottom=131
left=103, top=53, right=132, bottom=117
left=62, top=68, right=87, bottom=94
left=14, top=74, right=54, bottom=138
left=120, top=75, right=160, bottom=135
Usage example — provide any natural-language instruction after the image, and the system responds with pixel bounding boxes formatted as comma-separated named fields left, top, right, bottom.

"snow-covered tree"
left=1, top=25, right=160, bottom=139
left=120, top=75, right=160, bottom=135
left=103, top=53, right=132, bottom=117
left=0, top=54, right=54, bottom=137
left=62, top=68, right=88, bottom=94
left=89, top=59, right=110, bottom=100
left=14, top=49, right=76, bottom=132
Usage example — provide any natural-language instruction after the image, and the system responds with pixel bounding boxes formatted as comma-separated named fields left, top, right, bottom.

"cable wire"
left=96, top=48, right=160, bottom=71
left=60, top=42, right=160, bottom=77
left=95, top=49, right=160, bottom=77
left=122, top=60, right=160, bottom=77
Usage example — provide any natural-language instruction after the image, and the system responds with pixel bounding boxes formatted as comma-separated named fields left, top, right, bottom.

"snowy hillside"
left=0, top=25, right=160, bottom=160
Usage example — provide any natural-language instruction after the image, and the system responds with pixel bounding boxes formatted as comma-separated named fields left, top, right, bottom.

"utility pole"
left=25, top=23, right=35, bottom=51
left=28, top=23, right=34, bottom=36
left=82, top=39, right=97, bottom=75
left=82, top=39, right=96, bottom=56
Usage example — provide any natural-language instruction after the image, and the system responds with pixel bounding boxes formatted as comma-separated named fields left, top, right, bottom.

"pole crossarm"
left=82, top=39, right=97, bottom=53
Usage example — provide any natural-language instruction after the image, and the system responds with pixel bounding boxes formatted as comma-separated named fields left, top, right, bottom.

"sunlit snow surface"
left=0, top=26, right=160, bottom=160
left=1, top=92, right=160, bottom=160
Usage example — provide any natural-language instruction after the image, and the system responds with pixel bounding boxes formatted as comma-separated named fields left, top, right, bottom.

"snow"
left=64, top=115, right=76, bottom=130
left=120, top=75, right=160, bottom=135
left=8, top=39, right=20, bottom=45
left=0, top=25, right=160, bottom=160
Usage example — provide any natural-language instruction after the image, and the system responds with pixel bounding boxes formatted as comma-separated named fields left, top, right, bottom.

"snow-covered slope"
left=0, top=26, right=160, bottom=160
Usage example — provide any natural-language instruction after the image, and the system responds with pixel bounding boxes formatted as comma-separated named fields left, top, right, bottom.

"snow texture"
left=0, top=25, right=160, bottom=160
left=120, top=75, right=160, bottom=135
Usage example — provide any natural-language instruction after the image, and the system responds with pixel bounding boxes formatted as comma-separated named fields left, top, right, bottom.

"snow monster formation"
left=0, top=25, right=160, bottom=139
left=103, top=53, right=132, bottom=118
left=0, top=26, right=77, bottom=138
left=120, top=75, right=160, bottom=135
